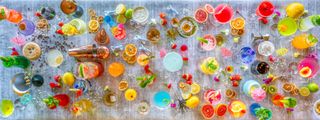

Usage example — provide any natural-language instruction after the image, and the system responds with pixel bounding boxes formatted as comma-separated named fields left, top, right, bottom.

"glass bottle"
left=299, top=15, right=320, bottom=32
left=0, top=56, right=30, bottom=69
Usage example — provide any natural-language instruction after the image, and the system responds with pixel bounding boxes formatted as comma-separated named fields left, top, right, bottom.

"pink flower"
left=10, top=36, right=26, bottom=46
left=251, top=88, right=266, bottom=102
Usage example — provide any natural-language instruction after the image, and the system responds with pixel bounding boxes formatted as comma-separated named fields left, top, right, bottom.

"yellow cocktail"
left=291, top=33, right=318, bottom=49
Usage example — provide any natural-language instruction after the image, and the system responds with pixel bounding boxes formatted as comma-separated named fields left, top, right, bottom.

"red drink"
left=214, top=4, right=234, bottom=24
left=256, top=0, right=275, bottom=17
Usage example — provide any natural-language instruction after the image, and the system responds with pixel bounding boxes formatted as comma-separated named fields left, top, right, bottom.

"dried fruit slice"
left=216, top=104, right=228, bottom=117
left=204, top=4, right=215, bottom=14
left=194, top=8, right=208, bottom=23
left=299, top=67, right=312, bottom=78
left=118, top=80, right=128, bottom=91
left=201, top=104, right=215, bottom=119
left=230, top=17, right=245, bottom=30
left=125, top=44, right=137, bottom=57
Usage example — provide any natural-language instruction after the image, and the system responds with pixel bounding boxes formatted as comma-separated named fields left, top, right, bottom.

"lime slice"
left=299, top=87, right=310, bottom=97
left=115, top=4, right=126, bottom=15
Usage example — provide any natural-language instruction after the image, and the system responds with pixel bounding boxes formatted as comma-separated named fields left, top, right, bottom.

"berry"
left=180, top=44, right=188, bottom=51
left=56, top=29, right=63, bottom=35
left=159, top=12, right=166, bottom=19
left=259, top=17, right=268, bottom=24
left=232, top=81, right=239, bottom=87
left=54, top=75, right=61, bottom=82
left=11, top=51, right=19, bottom=56
left=182, top=74, right=192, bottom=80
left=144, top=65, right=152, bottom=74
left=183, top=57, right=189, bottom=61
left=167, top=83, right=172, bottom=89
left=35, top=12, right=41, bottom=17
left=186, top=80, right=192, bottom=85
left=161, top=19, right=167, bottom=26
left=58, top=22, right=64, bottom=27
left=171, top=43, right=177, bottom=49
left=49, top=82, right=61, bottom=88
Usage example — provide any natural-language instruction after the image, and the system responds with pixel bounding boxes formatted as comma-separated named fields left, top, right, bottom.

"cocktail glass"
left=11, top=73, right=31, bottom=96
left=239, top=47, right=256, bottom=64
left=78, top=62, right=104, bottom=79
left=214, top=4, right=234, bottom=24
left=277, top=17, right=298, bottom=36
left=257, top=41, right=275, bottom=56
left=250, top=60, right=270, bottom=75
left=313, top=99, right=320, bottom=119
left=228, top=100, right=247, bottom=118
left=46, top=49, right=64, bottom=67
left=200, top=57, right=219, bottom=75
left=298, top=57, right=319, bottom=78
left=18, top=20, right=35, bottom=36
left=256, top=0, right=275, bottom=17
left=0, top=100, right=14, bottom=117
left=200, top=34, right=216, bottom=51
left=153, top=90, right=171, bottom=109
left=163, top=52, right=183, bottom=72
left=292, top=33, right=318, bottom=49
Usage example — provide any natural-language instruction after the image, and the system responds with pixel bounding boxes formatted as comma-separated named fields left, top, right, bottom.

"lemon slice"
left=191, top=83, right=201, bottom=94
left=55, top=56, right=63, bottom=65
left=88, top=20, right=100, bottom=31
left=299, top=87, right=310, bottom=97
left=182, top=93, right=191, bottom=100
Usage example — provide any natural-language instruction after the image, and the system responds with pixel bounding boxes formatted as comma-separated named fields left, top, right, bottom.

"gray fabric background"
left=0, top=0, right=319, bottom=119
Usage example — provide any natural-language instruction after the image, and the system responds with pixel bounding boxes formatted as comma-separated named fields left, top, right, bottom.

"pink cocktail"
left=298, top=57, right=319, bottom=78
left=200, top=34, right=216, bottom=51
left=256, top=0, right=275, bottom=17
left=214, top=4, right=234, bottom=24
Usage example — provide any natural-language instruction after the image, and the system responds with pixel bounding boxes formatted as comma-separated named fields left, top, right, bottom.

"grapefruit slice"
left=201, top=104, right=215, bottom=119
left=204, top=4, right=215, bottom=14
left=216, top=104, right=228, bottom=117
left=194, top=8, right=208, bottom=23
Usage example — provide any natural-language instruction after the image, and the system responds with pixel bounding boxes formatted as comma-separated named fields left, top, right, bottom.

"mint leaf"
left=197, top=37, right=208, bottom=44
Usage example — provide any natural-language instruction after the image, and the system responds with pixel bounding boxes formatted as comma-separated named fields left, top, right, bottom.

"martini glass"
left=18, top=20, right=35, bottom=36
left=277, top=17, right=298, bottom=36
left=46, top=49, right=64, bottom=67
left=0, top=100, right=14, bottom=117
left=163, top=52, right=183, bottom=72
left=153, top=90, right=171, bottom=109
left=214, top=4, right=234, bottom=24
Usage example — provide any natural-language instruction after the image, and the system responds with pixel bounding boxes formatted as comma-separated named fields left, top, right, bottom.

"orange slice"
left=230, top=17, right=245, bottom=30
left=125, top=44, right=137, bottom=57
